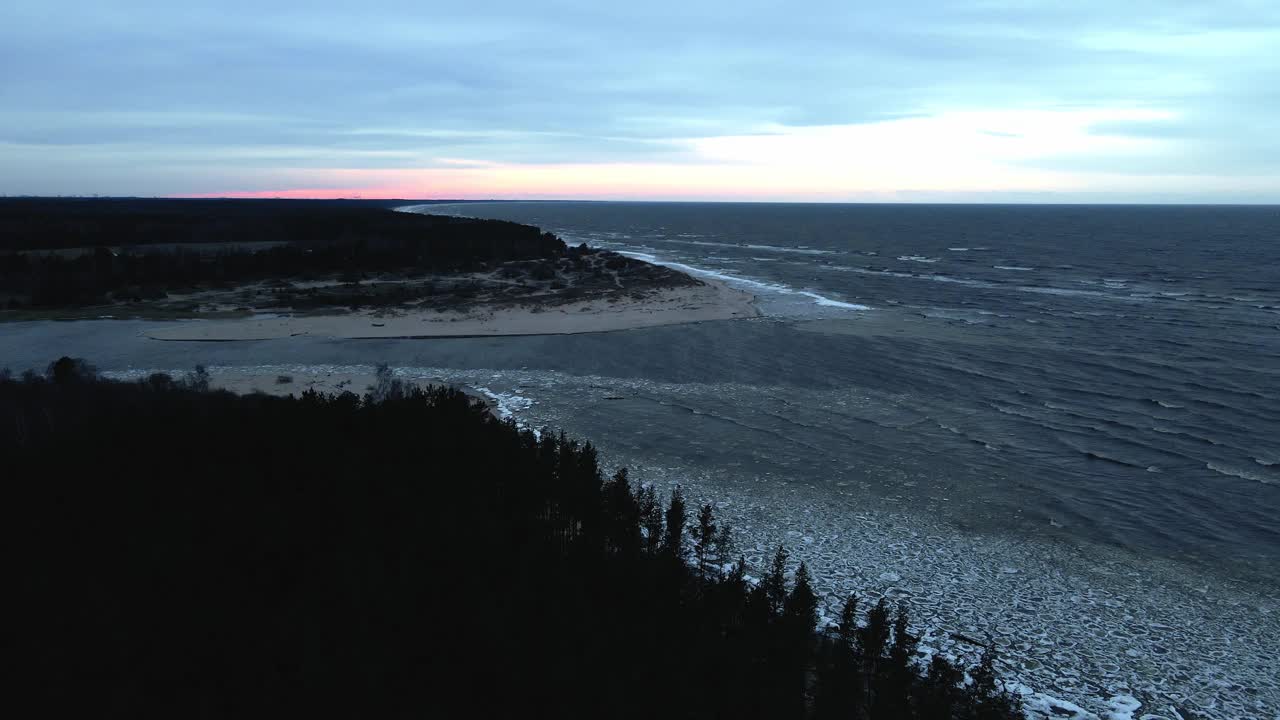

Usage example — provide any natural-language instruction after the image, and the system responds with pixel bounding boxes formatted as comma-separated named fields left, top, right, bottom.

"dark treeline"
left=0, top=199, right=564, bottom=307
left=1, top=198, right=466, bottom=250
left=4, top=360, right=1022, bottom=719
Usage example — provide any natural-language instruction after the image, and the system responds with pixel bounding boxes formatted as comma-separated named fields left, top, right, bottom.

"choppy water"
left=3, top=201, right=1279, bottom=719
left=407, top=203, right=1280, bottom=572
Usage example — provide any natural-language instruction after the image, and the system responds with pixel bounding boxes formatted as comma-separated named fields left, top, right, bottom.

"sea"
left=3, top=202, right=1278, bottom=719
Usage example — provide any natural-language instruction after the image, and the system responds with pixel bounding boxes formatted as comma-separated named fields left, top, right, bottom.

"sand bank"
left=143, top=279, right=756, bottom=341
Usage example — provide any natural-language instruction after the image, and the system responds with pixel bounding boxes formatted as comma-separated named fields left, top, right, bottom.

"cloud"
left=0, top=0, right=1277, bottom=199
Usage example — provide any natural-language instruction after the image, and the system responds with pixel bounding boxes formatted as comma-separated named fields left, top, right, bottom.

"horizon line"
left=2, top=194, right=1277, bottom=207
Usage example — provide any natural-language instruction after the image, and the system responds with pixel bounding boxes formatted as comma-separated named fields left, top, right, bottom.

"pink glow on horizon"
left=173, top=167, right=898, bottom=203
left=180, top=187, right=427, bottom=200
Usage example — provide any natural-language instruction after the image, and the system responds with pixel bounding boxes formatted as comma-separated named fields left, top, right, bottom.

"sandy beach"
left=142, top=278, right=757, bottom=341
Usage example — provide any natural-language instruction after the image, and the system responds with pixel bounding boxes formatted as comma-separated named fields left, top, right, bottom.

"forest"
left=4, top=358, right=1023, bottom=718
left=0, top=199, right=565, bottom=308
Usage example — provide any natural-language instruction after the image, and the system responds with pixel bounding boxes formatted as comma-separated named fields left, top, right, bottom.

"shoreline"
left=139, top=277, right=758, bottom=341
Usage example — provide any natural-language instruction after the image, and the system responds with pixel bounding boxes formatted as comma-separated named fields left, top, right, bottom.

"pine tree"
left=694, top=503, right=716, bottom=578
left=890, top=605, right=919, bottom=668
left=784, top=561, right=818, bottom=633
left=817, top=594, right=863, bottom=720
left=602, top=468, right=640, bottom=556
left=921, top=655, right=964, bottom=720
left=762, top=545, right=789, bottom=617
left=635, top=484, right=664, bottom=555
left=728, top=554, right=747, bottom=590
left=861, top=597, right=892, bottom=713
left=712, top=522, right=736, bottom=579
left=838, top=594, right=860, bottom=651
left=968, top=642, right=1019, bottom=719
left=862, top=597, right=891, bottom=661
left=662, top=485, right=687, bottom=561
left=883, top=605, right=920, bottom=719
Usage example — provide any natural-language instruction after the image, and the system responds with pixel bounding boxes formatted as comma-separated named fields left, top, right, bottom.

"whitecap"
left=667, top=239, right=836, bottom=256
left=994, top=265, right=1035, bottom=271
left=618, top=251, right=870, bottom=311
left=1207, top=462, right=1274, bottom=485
left=897, top=255, right=939, bottom=263
left=821, top=264, right=995, bottom=289
left=743, top=243, right=836, bottom=256
left=804, top=292, right=870, bottom=310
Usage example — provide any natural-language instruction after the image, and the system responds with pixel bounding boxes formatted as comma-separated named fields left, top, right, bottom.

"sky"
left=1, top=0, right=1278, bottom=202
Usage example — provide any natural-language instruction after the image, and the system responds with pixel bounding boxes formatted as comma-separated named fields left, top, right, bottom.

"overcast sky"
left=2, top=0, right=1277, bottom=201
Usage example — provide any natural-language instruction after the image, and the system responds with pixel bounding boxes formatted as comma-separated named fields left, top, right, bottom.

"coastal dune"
left=143, top=277, right=757, bottom=341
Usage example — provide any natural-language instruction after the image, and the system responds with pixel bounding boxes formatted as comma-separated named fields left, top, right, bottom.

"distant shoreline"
left=139, top=276, right=757, bottom=341
left=1, top=198, right=759, bottom=334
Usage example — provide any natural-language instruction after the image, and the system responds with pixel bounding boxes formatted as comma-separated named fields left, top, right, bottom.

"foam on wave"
left=1207, top=462, right=1275, bottom=485
left=619, top=251, right=870, bottom=311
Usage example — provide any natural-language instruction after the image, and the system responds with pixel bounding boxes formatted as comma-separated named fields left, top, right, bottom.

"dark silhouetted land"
left=5, top=359, right=1020, bottom=718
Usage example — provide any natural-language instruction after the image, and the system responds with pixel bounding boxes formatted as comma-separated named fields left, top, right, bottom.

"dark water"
left=3, top=202, right=1279, bottom=717
left=408, top=202, right=1280, bottom=578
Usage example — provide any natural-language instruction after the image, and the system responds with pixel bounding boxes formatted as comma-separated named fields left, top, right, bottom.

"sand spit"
left=142, top=278, right=756, bottom=341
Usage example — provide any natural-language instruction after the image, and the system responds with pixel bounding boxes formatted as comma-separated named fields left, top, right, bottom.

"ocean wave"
left=991, top=404, right=1038, bottom=419
left=994, top=265, right=1035, bottom=271
left=660, top=238, right=836, bottom=256
left=1150, top=426, right=1223, bottom=447
left=1017, top=285, right=1118, bottom=300
left=1207, top=462, right=1275, bottom=485
left=1081, top=450, right=1152, bottom=471
left=897, top=255, right=939, bottom=263
left=743, top=243, right=836, bottom=255
left=821, top=265, right=996, bottom=288
left=619, top=251, right=870, bottom=311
